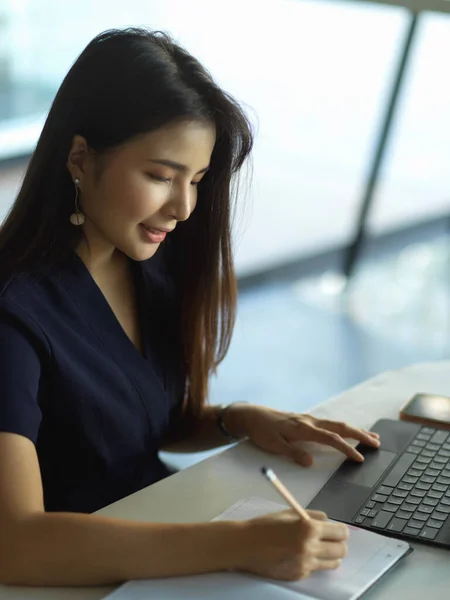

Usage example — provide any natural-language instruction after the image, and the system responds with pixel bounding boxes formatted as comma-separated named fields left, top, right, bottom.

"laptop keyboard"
left=353, top=426, right=450, bottom=541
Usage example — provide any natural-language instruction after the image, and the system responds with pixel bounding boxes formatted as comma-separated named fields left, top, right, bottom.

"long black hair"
left=0, top=27, right=254, bottom=410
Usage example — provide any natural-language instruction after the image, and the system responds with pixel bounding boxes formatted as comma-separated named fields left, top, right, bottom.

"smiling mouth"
left=139, top=224, right=167, bottom=244
left=142, top=224, right=159, bottom=233
left=141, top=224, right=173, bottom=234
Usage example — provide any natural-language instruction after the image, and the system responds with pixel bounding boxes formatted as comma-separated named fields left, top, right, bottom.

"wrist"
left=205, top=520, right=249, bottom=572
left=221, top=519, right=259, bottom=572
left=220, top=402, right=254, bottom=441
left=137, top=520, right=250, bottom=577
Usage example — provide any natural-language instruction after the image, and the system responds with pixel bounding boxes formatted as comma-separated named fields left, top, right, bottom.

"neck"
left=76, top=238, right=127, bottom=279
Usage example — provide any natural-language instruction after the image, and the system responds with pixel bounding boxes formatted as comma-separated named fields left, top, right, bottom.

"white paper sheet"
left=104, top=496, right=411, bottom=600
left=106, top=574, right=305, bottom=600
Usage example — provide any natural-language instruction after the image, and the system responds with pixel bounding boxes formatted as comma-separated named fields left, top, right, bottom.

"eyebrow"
left=147, top=159, right=210, bottom=175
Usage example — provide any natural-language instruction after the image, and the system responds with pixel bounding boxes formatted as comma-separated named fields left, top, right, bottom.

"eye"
left=147, top=174, right=171, bottom=183
left=191, top=175, right=206, bottom=186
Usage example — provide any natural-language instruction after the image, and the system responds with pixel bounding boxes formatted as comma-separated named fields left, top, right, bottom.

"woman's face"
left=68, top=119, right=216, bottom=262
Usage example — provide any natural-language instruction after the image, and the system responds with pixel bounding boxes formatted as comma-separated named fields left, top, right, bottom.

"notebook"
left=104, top=496, right=412, bottom=600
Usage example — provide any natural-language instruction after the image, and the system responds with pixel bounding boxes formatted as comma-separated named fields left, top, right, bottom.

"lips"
left=141, top=224, right=174, bottom=234
left=139, top=224, right=167, bottom=244
left=142, top=224, right=159, bottom=233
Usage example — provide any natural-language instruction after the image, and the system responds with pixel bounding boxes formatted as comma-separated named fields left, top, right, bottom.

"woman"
left=0, top=28, right=380, bottom=586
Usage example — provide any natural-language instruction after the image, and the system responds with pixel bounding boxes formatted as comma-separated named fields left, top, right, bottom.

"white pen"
left=261, top=466, right=310, bottom=521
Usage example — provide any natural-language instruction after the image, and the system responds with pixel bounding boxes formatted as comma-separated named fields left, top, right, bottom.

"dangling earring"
left=69, top=178, right=85, bottom=226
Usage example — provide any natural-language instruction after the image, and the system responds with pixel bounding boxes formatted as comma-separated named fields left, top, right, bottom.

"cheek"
left=102, top=174, right=164, bottom=222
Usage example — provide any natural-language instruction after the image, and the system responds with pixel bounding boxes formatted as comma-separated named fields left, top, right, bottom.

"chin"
left=126, top=243, right=161, bottom=262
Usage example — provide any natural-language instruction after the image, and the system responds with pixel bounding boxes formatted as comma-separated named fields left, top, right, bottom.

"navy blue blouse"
left=0, top=251, right=186, bottom=513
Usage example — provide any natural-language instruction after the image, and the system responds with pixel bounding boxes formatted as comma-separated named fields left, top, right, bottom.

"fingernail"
left=357, top=453, right=365, bottom=462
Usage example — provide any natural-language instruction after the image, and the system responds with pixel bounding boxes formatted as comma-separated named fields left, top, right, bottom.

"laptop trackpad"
left=336, top=450, right=397, bottom=488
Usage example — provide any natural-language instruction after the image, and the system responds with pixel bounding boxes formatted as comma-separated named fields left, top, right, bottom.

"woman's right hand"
left=237, top=509, right=349, bottom=581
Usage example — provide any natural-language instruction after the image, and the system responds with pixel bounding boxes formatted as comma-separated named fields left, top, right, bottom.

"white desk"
left=2, top=360, right=450, bottom=599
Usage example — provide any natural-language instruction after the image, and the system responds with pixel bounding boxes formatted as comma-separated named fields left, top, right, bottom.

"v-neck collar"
left=51, top=251, right=183, bottom=448
left=58, top=253, right=151, bottom=368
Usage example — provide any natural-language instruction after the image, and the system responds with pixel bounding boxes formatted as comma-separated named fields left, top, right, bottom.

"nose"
left=167, top=182, right=195, bottom=223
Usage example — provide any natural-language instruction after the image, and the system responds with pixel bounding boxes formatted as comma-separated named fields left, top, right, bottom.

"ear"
left=66, top=135, right=89, bottom=181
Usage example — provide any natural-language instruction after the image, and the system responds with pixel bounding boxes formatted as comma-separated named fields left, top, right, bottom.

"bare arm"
left=0, top=433, right=349, bottom=587
left=0, top=432, right=243, bottom=586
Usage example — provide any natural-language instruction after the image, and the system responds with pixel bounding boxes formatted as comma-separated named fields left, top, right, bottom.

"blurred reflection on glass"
left=294, top=239, right=450, bottom=354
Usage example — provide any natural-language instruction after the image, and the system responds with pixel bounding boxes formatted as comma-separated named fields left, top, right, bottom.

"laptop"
left=307, top=418, right=450, bottom=548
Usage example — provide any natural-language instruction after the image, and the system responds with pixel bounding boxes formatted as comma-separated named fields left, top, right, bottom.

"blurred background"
left=1, top=0, right=449, bottom=468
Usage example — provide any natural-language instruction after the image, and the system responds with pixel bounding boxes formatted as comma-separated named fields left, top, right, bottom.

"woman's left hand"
left=230, top=405, right=380, bottom=467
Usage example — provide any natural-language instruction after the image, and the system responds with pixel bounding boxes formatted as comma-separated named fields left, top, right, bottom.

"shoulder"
left=0, top=270, right=56, bottom=355
left=0, top=269, right=40, bottom=303
left=0, top=268, right=53, bottom=309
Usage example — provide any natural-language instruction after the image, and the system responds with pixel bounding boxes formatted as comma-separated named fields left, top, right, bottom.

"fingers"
left=307, top=426, right=365, bottom=462
left=318, top=420, right=381, bottom=448
left=312, top=538, right=347, bottom=574
left=319, top=521, right=349, bottom=541
left=315, top=541, right=348, bottom=561
left=276, top=509, right=328, bottom=525
left=269, top=415, right=381, bottom=467
left=275, top=435, right=314, bottom=468
left=313, top=558, right=342, bottom=572
left=306, top=509, right=327, bottom=521
left=297, top=452, right=313, bottom=467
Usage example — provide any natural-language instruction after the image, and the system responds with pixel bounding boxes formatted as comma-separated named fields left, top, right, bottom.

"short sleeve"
left=0, top=312, right=43, bottom=443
